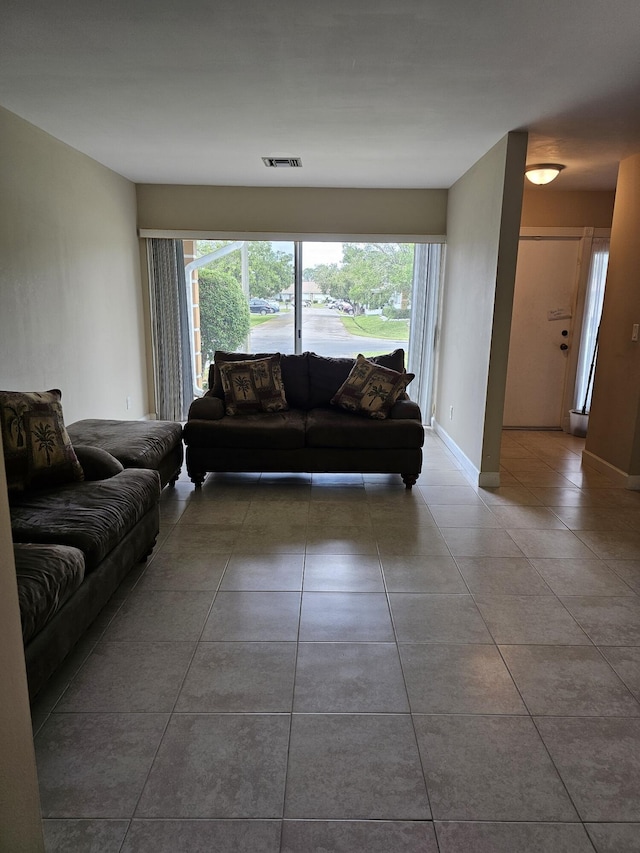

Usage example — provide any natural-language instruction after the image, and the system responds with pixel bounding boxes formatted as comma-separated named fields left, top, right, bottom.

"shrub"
left=198, top=268, right=250, bottom=364
left=383, top=306, right=412, bottom=320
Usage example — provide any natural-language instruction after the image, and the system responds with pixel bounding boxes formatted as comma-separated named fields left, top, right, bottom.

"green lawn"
left=249, top=315, right=275, bottom=327
left=341, top=314, right=409, bottom=341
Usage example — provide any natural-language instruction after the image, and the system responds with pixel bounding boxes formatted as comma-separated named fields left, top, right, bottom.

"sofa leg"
left=141, top=537, right=158, bottom=562
left=168, top=468, right=181, bottom=487
left=190, top=472, right=205, bottom=487
left=402, top=474, right=417, bottom=489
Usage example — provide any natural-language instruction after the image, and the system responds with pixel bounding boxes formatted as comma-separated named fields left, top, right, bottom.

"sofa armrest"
left=188, top=395, right=225, bottom=421
left=73, top=445, right=125, bottom=480
left=389, top=399, right=422, bottom=420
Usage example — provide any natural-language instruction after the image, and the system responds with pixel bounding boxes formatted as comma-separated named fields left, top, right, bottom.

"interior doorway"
left=503, top=235, right=583, bottom=429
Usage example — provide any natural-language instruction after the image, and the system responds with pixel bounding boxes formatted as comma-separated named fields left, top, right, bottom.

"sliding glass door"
left=184, top=239, right=294, bottom=390
left=183, top=238, right=443, bottom=418
left=298, top=242, right=413, bottom=360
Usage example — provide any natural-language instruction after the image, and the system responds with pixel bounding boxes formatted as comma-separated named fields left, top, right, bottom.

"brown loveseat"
left=183, top=349, right=424, bottom=489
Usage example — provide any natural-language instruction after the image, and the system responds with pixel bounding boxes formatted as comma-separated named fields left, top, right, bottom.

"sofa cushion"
left=188, top=396, right=225, bottom=421
left=73, top=445, right=125, bottom=480
left=307, top=349, right=406, bottom=408
left=14, top=543, right=85, bottom=644
left=0, top=389, right=84, bottom=492
left=219, top=355, right=289, bottom=415
left=183, top=409, right=307, bottom=450
left=279, top=352, right=311, bottom=409
left=331, top=355, right=415, bottom=420
left=10, top=468, right=160, bottom=572
left=66, top=419, right=183, bottom=471
left=306, top=407, right=425, bottom=449
left=211, top=351, right=310, bottom=409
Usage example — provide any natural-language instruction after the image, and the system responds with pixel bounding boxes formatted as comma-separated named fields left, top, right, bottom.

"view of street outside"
left=188, top=239, right=413, bottom=388
left=249, top=304, right=408, bottom=359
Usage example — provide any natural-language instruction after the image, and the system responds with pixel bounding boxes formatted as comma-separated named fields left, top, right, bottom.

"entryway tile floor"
left=32, top=429, right=640, bottom=852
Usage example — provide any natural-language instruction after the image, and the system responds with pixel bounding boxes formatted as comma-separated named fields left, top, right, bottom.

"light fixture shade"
left=525, top=164, right=565, bottom=185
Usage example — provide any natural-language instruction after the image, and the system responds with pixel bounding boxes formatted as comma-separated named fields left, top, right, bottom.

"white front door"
left=503, top=237, right=581, bottom=429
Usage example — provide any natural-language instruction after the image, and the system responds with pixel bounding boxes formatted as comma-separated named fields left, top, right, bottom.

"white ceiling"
left=2, top=0, right=640, bottom=190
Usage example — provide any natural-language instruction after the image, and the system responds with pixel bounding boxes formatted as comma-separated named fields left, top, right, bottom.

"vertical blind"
left=574, top=238, right=609, bottom=413
left=147, top=239, right=194, bottom=420
left=407, top=243, right=444, bottom=423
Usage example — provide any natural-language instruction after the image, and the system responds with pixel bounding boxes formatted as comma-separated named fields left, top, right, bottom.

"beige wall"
left=0, top=107, right=150, bottom=423
left=521, top=189, right=615, bottom=228
left=434, top=132, right=527, bottom=483
left=585, top=152, right=640, bottom=478
left=0, top=442, right=44, bottom=851
left=136, top=184, right=448, bottom=237
left=0, top=107, right=153, bottom=847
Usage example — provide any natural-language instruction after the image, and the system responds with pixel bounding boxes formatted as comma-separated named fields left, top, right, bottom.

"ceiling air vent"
left=262, top=156, right=302, bottom=168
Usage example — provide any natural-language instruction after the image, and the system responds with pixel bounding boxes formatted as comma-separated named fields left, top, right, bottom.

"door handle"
left=560, top=343, right=568, bottom=351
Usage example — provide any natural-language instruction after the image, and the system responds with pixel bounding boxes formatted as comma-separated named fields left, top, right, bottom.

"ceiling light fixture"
left=525, top=163, right=565, bottom=185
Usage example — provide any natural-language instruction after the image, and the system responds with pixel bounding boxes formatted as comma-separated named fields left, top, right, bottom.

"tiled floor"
left=32, top=430, right=640, bottom=852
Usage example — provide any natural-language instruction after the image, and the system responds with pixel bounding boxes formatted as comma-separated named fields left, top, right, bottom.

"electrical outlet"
left=632, top=324, right=639, bottom=342
left=449, top=406, right=454, bottom=420
left=126, top=396, right=132, bottom=410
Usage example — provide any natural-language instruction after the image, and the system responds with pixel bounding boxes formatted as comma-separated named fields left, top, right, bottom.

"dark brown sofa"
left=1, top=391, right=178, bottom=700
left=11, top=457, right=161, bottom=700
left=183, top=350, right=424, bottom=489
left=66, top=418, right=183, bottom=488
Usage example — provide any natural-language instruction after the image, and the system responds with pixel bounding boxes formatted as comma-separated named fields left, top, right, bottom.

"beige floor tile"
left=435, top=821, right=595, bottom=853
left=429, top=504, right=501, bottom=528
left=419, top=485, right=487, bottom=506
left=527, top=487, right=596, bottom=507
left=559, top=596, right=640, bottom=645
left=440, top=528, right=524, bottom=558
left=281, top=820, right=438, bottom=853
left=488, top=505, right=567, bottom=529
left=506, top=528, right=598, bottom=559
left=605, top=558, right=640, bottom=592
left=473, top=594, right=591, bottom=645
left=303, top=554, right=384, bottom=592
left=455, top=557, right=551, bottom=595
left=536, top=717, right=640, bottom=821
left=221, top=554, right=304, bottom=591
left=575, top=529, right=640, bottom=560
left=399, top=643, right=525, bottom=714
left=415, top=715, right=577, bottom=821
left=306, top=525, right=378, bottom=555
left=477, top=485, right=542, bottom=506
left=34, top=431, right=640, bottom=845
left=530, top=558, right=635, bottom=596
left=500, top=644, right=640, bottom=716
left=548, top=506, right=635, bottom=531
left=381, top=555, right=467, bottom=593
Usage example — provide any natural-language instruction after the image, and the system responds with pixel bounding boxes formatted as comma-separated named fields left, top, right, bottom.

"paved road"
left=249, top=307, right=407, bottom=357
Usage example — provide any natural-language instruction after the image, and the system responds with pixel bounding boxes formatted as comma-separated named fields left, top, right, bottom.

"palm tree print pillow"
left=218, top=355, right=289, bottom=416
left=330, top=355, right=415, bottom=419
left=0, top=389, right=84, bottom=491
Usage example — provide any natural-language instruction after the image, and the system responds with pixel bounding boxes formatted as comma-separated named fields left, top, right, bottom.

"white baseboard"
left=582, top=449, right=640, bottom=490
left=432, top=419, right=500, bottom=488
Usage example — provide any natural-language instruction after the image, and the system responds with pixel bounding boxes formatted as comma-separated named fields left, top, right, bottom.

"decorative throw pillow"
left=210, top=351, right=274, bottom=399
left=0, top=389, right=84, bottom=491
left=218, top=355, right=289, bottom=416
left=330, top=355, right=415, bottom=420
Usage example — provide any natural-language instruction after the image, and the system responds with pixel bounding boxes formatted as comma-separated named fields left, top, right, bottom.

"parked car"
left=329, top=299, right=354, bottom=315
left=249, top=298, right=279, bottom=315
